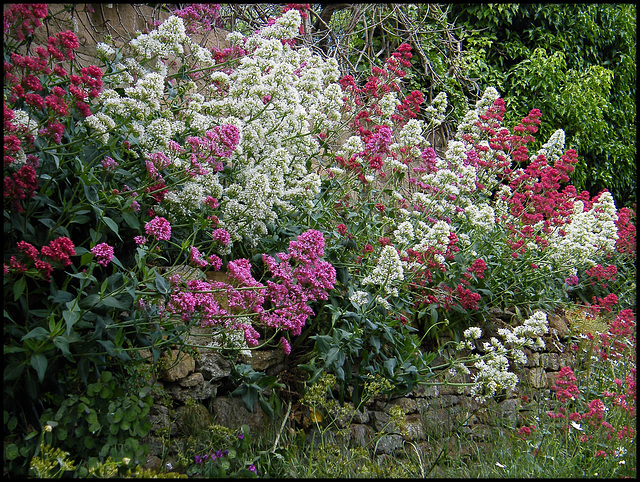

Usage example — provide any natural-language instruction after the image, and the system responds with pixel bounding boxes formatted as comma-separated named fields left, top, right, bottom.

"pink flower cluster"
left=144, top=216, right=172, bottom=241
left=550, top=366, right=580, bottom=403
left=613, top=206, right=636, bottom=256
left=261, top=229, right=337, bottom=335
left=212, top=228, right=230, bottom=246
left=186, top=124, right=240, bottom=166
left=163, top=230, right=336, bottom=348
left=172, top=3, right=221, bottom=34
left=91, top=242, right=114, bottom=267
left=4, top=157, right=39, bottom=213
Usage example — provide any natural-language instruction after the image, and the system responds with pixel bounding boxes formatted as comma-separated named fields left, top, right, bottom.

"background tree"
left=448, top=3, right=636, bottom=207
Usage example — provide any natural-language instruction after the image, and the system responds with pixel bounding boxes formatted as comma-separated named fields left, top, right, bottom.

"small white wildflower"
left=349, top=291, right=370, bottom=306
left=464, top=327, right=482, bottom=340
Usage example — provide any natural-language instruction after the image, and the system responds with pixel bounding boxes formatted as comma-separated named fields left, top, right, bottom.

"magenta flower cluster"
left=91, top=242, right=114, bottom=267
left=144, top=216, right=172, bottom=241
left=163, top=230, right=336, bottom=347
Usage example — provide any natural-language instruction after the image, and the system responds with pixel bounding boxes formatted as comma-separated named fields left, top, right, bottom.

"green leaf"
left=63, top=310, right=80, bottom=334
left=53, top=336, right=72, bottom=357
left=155, top=273, right=170, bottom=295
left=122, top=211, right=140, bottom=229
left=83, top=183, right=99, bottom=203
left=102, top=216, right=121, bottom=240
left=4, top=444, right=19, bottom=461
left=13, top=277, right=26, bottom=301
left=384, top=358, right=396, bottom=377
left=21, top=327, right=50, bottom=341
left=30, top=353, right=48, bottom=382
left=113, top=409, right=124, bottom=424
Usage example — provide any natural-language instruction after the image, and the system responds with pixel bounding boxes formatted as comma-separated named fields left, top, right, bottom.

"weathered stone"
left=160, top=350, right=195, bottom=382
left=144, top=455, right=163, bottom=473
left=548, top=314, right=570, bottom=338
left=401, top=414, right=426, bottom=441
left=526, top=351, right=541, bottom=367
left=370, top=411, right=392, bottom=432
left=558, top=352, right=576, bottom=368
left=541, top=352, right=560, bottom=371
left=179, top=372, right=204, bottom=388
left=343, top=423, right=373, bottom=447
left=527, top=367, right=547, bottom=388
left=435, top=394, right=459, bottom=408
left=498, top=399, right=519, bottom=425
left=374, top=434, right=404, bottom=454
left=412, top=384, right=440, bottom=398
left=197, top=352, right=233, bottom=381
left=211, top=396, right=269, bottom=436
left=175, top=402, right=214, bottom=436
left=163, top=379, right=218, bottom=402
left=390, top=397, right=417, bottom=414
left=266, top=363, right=287, bottom=377
left=241, top=349, right=285, bottom=371
left=148, top=404, right=171, bottom=433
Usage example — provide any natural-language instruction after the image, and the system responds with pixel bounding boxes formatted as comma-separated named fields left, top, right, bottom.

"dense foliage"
left=448, top=3, right=636, bottom=207
left=3, top=3, right=636, bottom=477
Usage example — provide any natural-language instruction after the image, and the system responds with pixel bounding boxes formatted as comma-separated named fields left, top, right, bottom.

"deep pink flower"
left=145, top=216, right=172, bottom=241
left=189, top=246, right=208, bottom=268
left=279, top=337, right=292, bottom=355
left=212, top=228, right=230, bottom=246
left=91, top=242, right=114, bottom=267
left=41, top=237, right=75, bottom=266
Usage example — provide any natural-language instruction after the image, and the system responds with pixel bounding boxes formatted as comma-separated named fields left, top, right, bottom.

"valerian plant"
left=3, top=3, right=635, bottom=477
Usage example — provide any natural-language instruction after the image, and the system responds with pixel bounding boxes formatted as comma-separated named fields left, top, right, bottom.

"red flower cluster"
left=614, top=206, right=637, bottom=255
left=3, top=3, right=48, bottom=41
left=4, top=237, right=76, bottom=281
left=4, top=158, right=39, bottom=213
left=584, top=264, right=617, bottom=290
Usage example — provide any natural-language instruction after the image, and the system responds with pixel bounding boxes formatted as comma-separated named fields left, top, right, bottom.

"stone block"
left=548, top=314, right=570, bottom=338
left=411, top=384, right=440, bottom=398
left=391, top=397, right=417, bottom=414
left=370, top=411, right=391, bottom=432
left=527, top=367, right=547, bottom=389
left=161, top=350, right=195, bottom=382
left=541, top=352, right=560, bottom=371
left=374, top=434, right=404, bottom=454
left=179, top=372, right=204, bottom=388
left=212, top=397, right=269, bottom=436
left=163, top=379, right=218, bottom=403
left=344, top=424, right=373, bottom=447
left=402, top=414, right=426, bottom=441
left=242, top=349, right=285, bottom=372
left=527, top=351, right=541, bottom=367
left=197, top=351, right=233, bottom=381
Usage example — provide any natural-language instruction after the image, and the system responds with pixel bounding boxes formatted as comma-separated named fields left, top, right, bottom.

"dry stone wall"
left=138, top=304, right=579, bottom=464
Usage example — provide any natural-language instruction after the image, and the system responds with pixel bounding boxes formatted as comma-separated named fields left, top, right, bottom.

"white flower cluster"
left=84, top=112, right=116, bottom=144
left=391, top=119, right=427, bottom=154
left=412, top=219, right=452, bottom=254
left=462, top=202, right=496, bottom=232
left=362, top=245, right=404, bottom=298
left=546, top=191, right=619, bottom=269
left=497, top=310, right=548, bottom=355
left=533, top=128, right=565, bottom=162
left=468, top=334, right=518, bottom=402
left=457, top=311, right=550, bottom=402
left=422, top=92, right=448, bottom=128
left=349, top=290, right=371, bottom=307
left=88, top=12, right=345, bottom=246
